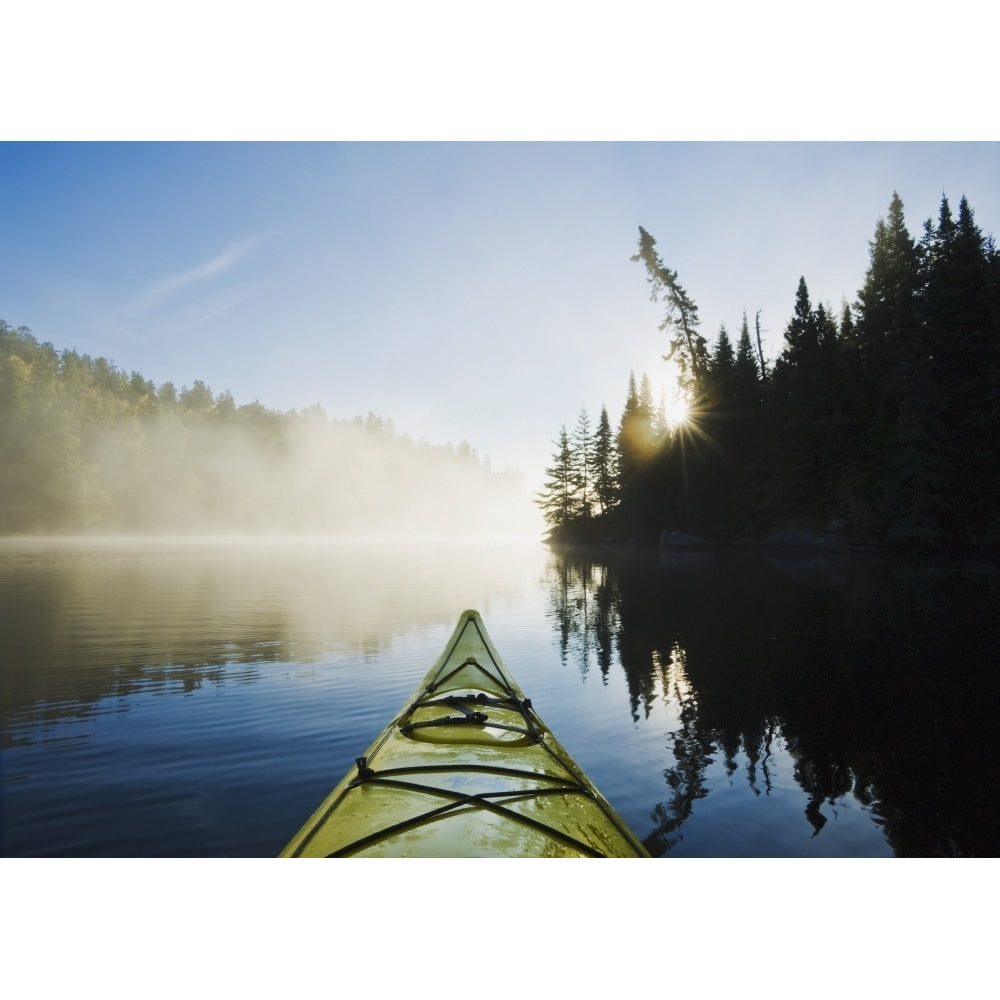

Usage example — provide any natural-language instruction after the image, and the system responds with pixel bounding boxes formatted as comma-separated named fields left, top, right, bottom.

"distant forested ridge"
left=0, top=322, right=527, bottom=535
left=538, top=193, right=1000, bottom=551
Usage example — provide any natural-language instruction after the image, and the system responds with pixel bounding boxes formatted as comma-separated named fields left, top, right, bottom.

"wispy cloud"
left=119, top=236, right=263, bottom=319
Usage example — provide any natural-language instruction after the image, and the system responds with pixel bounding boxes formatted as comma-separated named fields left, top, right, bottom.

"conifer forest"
left=537, top=193, right=1000, bottom=551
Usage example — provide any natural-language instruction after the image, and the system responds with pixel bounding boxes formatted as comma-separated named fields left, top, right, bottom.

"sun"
left=664, top=387, right=691, bottom=428
left=656, top=357, right=691, bottom=428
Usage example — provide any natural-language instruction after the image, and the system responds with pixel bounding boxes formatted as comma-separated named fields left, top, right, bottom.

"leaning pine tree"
left=631, top=226, right=709, bottom=399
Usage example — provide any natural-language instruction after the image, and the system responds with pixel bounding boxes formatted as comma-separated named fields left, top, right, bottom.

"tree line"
left=537, top=192, right=1000, bottom=550
left=0, top=322, right=527, bottom=535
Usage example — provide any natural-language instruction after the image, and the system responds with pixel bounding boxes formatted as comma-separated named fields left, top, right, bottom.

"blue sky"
left=3, top=142, right=997, bottom=491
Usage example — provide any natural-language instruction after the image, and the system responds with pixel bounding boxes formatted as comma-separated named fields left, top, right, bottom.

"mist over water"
left=0, top=536, right=549, bottom=856
left=1, top=536, right=543, bottom=716
left=81, top=408, right=541, bottom=538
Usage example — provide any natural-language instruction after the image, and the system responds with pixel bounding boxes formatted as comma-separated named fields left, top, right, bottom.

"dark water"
left=1, top=537, right=996, bottom=857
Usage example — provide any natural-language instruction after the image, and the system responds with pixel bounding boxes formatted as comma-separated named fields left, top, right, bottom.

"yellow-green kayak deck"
left=280, top=609, right=648, bottom=857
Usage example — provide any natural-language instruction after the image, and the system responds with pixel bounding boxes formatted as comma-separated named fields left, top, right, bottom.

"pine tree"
left=780, top=277, right=819, bottom=364
left=920, top=194, right=997, bottom=541
left=754, top=310, right=769, bottom=387
left=856, top=192, right=922, bottom=386
left=616, top=371, right=662, bottom=534
left=593, top=405, right=619, bottom=515
left=856, top=191, right=946, bottom=544
left=724, top=312, right=765, bottom=537
left=536, top=427, right=577, bottom=532
left=617, top=371, right=641, bottom=507
left=734, top=311, right=761, bottom=403
left=631, top=227, right=709, bottom=395
left=571, top=407, right=596, bottom=520
left=768, top=277, right=853, bottom=520
left=708, top=324, right=736, bottom=409
left=638, top=373, right=657, bottom=445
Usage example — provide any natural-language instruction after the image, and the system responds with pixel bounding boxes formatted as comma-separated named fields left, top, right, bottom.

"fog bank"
left=1, top=323, right=541, bottom=538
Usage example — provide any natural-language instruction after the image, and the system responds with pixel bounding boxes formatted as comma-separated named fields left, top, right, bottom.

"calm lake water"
left=1, top=536, right=996, bottom=857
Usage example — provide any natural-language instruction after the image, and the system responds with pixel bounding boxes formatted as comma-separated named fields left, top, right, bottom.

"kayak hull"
left=280, top=609, right=648, bottom=857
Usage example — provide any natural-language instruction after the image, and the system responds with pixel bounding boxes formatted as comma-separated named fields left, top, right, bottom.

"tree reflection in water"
left=646, top=643, right=713, bottom=854
left=544, top=545, right=998, bottom=857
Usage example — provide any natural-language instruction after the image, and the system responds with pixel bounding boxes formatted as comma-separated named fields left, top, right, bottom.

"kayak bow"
left=280, top=609, right=648, bottom=857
